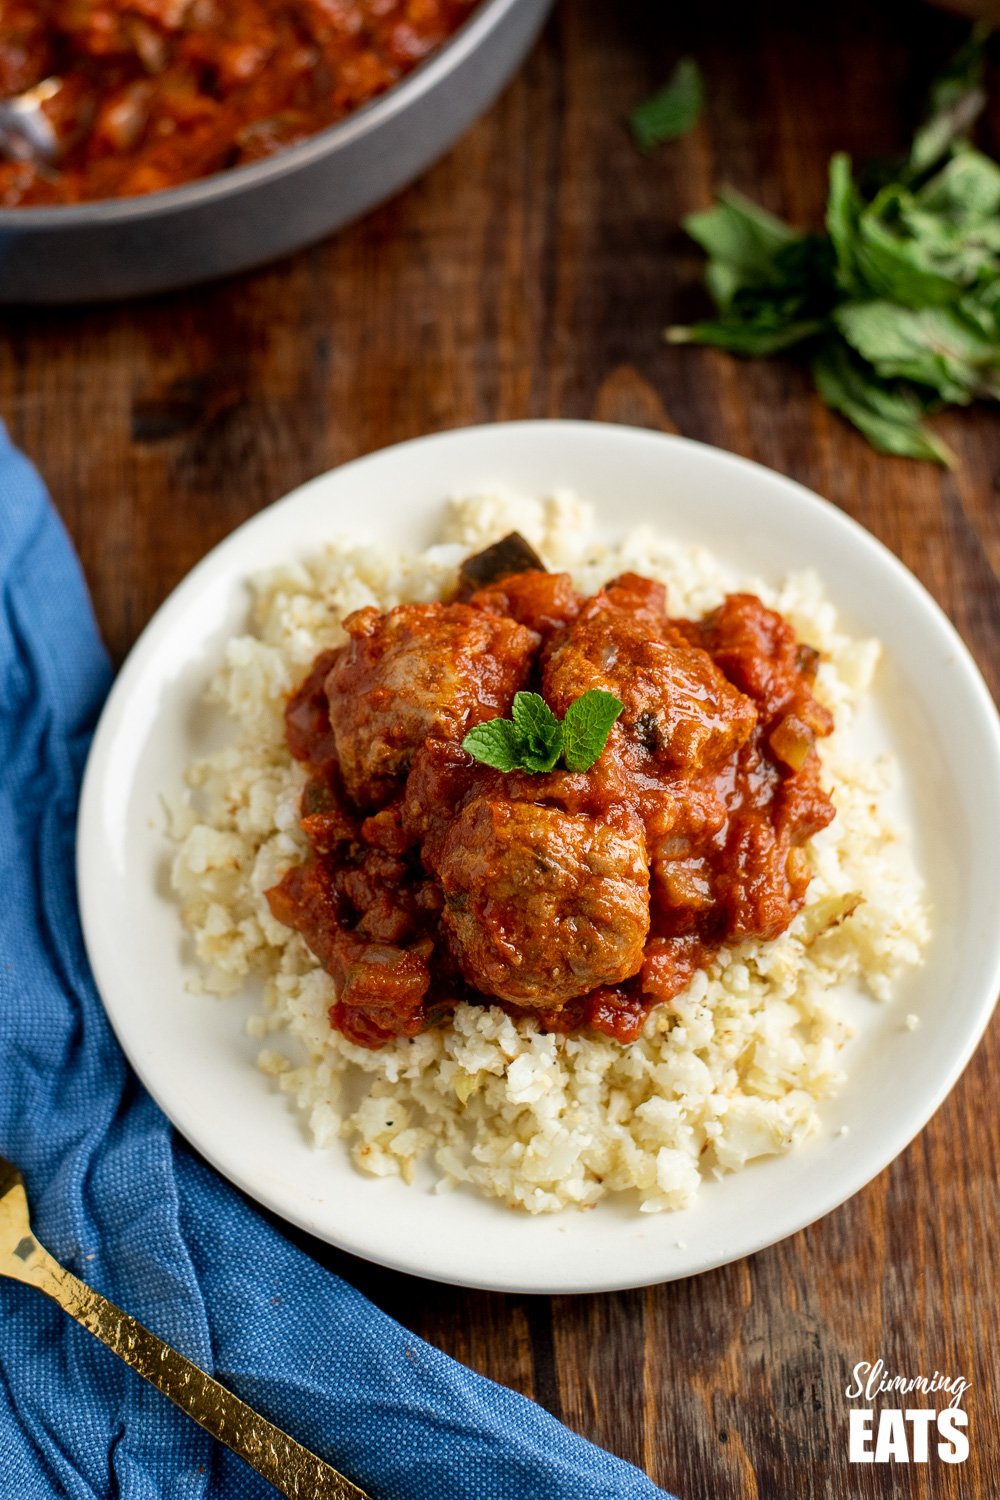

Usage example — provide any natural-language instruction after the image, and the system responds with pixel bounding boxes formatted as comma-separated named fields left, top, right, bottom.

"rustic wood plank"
left=1, top=1, right=997, bottom=1495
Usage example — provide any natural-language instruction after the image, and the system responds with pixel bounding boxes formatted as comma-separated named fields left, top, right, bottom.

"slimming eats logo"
left=846, top=1359, right=970, bottom=1464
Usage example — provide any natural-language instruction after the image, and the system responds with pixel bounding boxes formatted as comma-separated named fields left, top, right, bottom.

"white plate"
left=78, top=421, right=1000, bottom=1294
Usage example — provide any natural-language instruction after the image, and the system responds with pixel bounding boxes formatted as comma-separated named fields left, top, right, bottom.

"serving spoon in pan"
left=0, top=1152, right=371, bottom=1499
left=0, top=79, right=62, bottom=166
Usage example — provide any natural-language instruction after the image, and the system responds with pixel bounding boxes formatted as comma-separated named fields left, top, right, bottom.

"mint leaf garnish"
left=909, top=22, right=989, bottom=177
left=561, top=690, right=625, bottom=772
left=629, top=58, right=703, bottom=152
left=510, top=692, right=564, bottom=772
left=462, top=689, right=624, bottom=775
left=460, top=718, right=523, bottom=772
left=811, top=340, right=954, bottom=465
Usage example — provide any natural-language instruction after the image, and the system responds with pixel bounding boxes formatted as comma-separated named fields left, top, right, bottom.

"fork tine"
left=0, top=1153, right=41, bottom=1286
left=0, top=1152, right=25, bottom=1202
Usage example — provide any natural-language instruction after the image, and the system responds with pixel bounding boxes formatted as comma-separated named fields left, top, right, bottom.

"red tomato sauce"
left=266, top=562, right=836, bottom=1050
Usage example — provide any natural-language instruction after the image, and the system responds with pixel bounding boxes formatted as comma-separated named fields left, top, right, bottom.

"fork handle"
left=22, top=1244, right=370, bottom=1500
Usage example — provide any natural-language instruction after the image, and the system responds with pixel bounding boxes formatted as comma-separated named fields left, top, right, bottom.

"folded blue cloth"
left=0, top=431, right=675, bottom=1500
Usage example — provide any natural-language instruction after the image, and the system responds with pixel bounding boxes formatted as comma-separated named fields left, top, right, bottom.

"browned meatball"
left=431, top=796, right=650, bottom=1008
left=543, top=583, right=756, bottom=774
left=326, top=602, right=538, bottom=807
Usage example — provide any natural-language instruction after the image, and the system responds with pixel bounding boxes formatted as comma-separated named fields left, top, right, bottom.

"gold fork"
left=0, top=1154, right=371, bottom=1499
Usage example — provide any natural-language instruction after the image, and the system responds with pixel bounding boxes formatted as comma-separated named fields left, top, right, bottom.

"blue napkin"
left=0, top=431, right=676, bottom=1500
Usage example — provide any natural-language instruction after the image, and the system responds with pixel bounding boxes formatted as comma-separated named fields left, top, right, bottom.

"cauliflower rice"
left=169, top=492, right=929, bottom=1214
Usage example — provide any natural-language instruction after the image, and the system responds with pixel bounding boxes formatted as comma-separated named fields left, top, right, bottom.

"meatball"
left=432, top=796, right=650, bottom=1008
left=326, top=601, right=538, bottom=807
left=543, top=588, right=756, bottom=774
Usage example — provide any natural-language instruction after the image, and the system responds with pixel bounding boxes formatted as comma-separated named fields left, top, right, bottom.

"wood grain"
left=2, top=1, right=997, bottom=1495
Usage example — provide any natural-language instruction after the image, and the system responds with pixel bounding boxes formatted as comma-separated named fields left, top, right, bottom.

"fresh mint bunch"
left=668, top=28, right=998, bottom=464
left=462, top=690, right=624, bottom=775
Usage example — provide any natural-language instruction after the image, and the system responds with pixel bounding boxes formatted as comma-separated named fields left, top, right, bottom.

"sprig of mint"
left=629, top=58, right=704, bottom=151
left=462, top=690, right=624, bottom=775
left=667, top=27, right=998, bottom=464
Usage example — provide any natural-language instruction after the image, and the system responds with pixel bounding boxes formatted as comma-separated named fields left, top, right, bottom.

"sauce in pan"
left=0, top=0, right=477, bottom=205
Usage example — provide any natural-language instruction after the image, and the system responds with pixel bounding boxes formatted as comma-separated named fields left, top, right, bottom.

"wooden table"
left=3, top=1, right=997, bottom=1495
